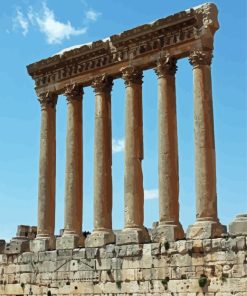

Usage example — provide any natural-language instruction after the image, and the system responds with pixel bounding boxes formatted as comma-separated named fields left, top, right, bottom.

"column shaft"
left=154, top=57, right=184, bottom=241
left=190, top=51, right=217, bottom=221
left=37, top=92, right=57, bottom=238
left=157, top=58, right=179, bottom=224
left=116, top=66, right=150, bottom=245
left=124, top=67, right=144, bottom=228
left=85, top=75, right=115, bottom=247
left=187, top=50, right=226, bottom=239
left=93, top=77, right=113, bottom=231
left=64, top=85, right=83, bottom=236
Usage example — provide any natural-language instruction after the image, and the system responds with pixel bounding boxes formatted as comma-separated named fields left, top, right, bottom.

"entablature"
left=27, top=2, right=219, bottom=96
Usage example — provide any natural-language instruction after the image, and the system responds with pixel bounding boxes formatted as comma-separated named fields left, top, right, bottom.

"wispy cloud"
left=13, top=8, right=29, bottom=36
left=85, top=9, right=101, bottom=22
left=144, top=189, right=158, bottom=200
left=34, top=3, right=87, bottom=44
left=12, top=2, right=101, bottom=44
left=112, top=138, right=125, bottom=153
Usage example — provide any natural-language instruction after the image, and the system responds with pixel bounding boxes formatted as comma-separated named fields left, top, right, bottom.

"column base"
left=229, top=214, right=247, bottom=236
left=152, top=222, right=185, bottom=242
left=56, top=234, right=85, bottom=250
left=30, top=236, right=55, bottom=252
left=186, top=220, right=226, bottom=240
left=85, top=230, right=115, bottom=248
left=116, top=227, right=150, bottom=245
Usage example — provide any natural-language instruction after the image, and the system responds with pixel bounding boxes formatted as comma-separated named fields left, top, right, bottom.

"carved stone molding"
left=91, top=75, right=113, bottom=94
left=64, top=84, right=83, bottom=102
left=27, top=3, right=219, bottom=93
left=38, top=92, right=58, bottom=110
left=189, top=50, right=213, bottom=68
left=155, top=56, right=177, bottom=78
left=121, top=66, right=143, bottom=87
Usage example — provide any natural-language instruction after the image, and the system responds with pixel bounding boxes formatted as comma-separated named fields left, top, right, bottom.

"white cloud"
left=85, top=9, right=101, bottom=22
left=13, top=8, right=29, bottom=36
left=144, top=189, right=158, bottom=200
left=112, top=138, right=125, bottom=153
left=12, top=2, right=97, bottom=44
left=33, top=3, right=87, bottom=44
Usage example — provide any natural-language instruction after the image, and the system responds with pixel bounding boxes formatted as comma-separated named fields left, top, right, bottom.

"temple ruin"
left=0, top=3, right=246, bottom=295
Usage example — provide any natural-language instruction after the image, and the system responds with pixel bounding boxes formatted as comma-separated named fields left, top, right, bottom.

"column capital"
left=91, top=74, right=113, bottom=94
left=121, top=65, right=143, bottom=87
left=155, top=56, right=177, bottom=78
left=38, top=91, right=58, bottom=110
left=189, top=49, right=213, bottom=68
left=64, top=84, right=83, bottom=102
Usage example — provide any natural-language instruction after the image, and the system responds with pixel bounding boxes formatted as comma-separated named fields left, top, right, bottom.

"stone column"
left=31, top=92, right=57, bottom=252
left=154, top=56, right=184, bottom=242
left=85, top=75, right=115, bottom=247
left=57, top=84, right=84, bottom=249
left=116, top=65, right=150, bottom=245
left=187, top=49, right=226, bottom=239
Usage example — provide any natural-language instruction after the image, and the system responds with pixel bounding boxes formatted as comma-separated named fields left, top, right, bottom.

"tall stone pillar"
left=187, top=49, right=226, bottom=239
left=116, top=65, right=150, bottom=245
left=154, top=56, right=184, bottom=242
left=57, top=84, right=84, bottom=249
left=31, top=92, right=57, bottom=252
left=85, top=75, right=115, bottom=247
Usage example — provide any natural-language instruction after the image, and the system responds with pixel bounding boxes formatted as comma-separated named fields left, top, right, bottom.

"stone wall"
left=0, top=236, right=246, bottom=295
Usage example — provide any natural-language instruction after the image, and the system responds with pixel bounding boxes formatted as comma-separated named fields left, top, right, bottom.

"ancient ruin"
left=0, top=3, right=246, bottom=295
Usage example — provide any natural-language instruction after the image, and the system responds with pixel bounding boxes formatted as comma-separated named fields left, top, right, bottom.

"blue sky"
left=0, top=0, right=246, bottom=240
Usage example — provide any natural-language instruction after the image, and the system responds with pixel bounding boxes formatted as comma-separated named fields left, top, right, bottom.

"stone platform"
left=0, top=235, right=246, bottom=295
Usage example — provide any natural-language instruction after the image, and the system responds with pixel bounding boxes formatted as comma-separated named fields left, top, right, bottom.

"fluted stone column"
left=56, top=84, right=84, bottom=249
left=154, top=56, right=184, bottom=242
left=85, top=75, right=115, bottom=247
left=116, top=66, right=150, bottom=245
left=31, top=92, right=57, bottom=252
left=187, top=49, right=226, bottom=239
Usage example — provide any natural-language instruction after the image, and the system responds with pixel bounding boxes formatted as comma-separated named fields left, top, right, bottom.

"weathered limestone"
left=85, top=75, right=115, bottom=247
left=57, top=84, right=84, bottom=249
left=0, top=240, right=5, bottom=253
left=153, top=55, right=184, bottom=242
left=16, top=225, right=37, bottom=239
left=33, top=92, right=57, bottom=251
left=229, top=214, right=247, bottom=236
left=116, top=66, right=150, bottom=245
left=1, top=236, right=247, bottom=295
left=187, top=50, right=226, bottom=239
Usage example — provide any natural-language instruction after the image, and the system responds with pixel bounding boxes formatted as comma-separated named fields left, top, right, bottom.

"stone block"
left=85, top=247, right=99, bottom=259
left=18, top=251, right=38, bottom=264
left=30, top=237, right=55, bottom=252
left=72, top=248, right=86, bottom=259
left=152, top=223, right=185, bottom=243
left=235, top=236, right=246, bottom=250
left=116, top=227, right=150, bottom=245
left=151, top=243, right=161, bottom=256
left=176, top=240, right=187, bottom=254
left=85, top=230, right=115, bottom=248
left=229, top=214, right=247, bottom=236
left=0, top=240, right=5, bottom=253
left=111, top=258, right=123, bottom=270
left=105, top=244, right=116, bottom=258
left=5, top=239, right=30, bottom=255
left=56, top=235, right=84, bottom=250
left=186, top=220, right=227, bottom=239
left=57, top=249, right=73, bottom=260
left=39, top=250, right=57, bottom=262
left=202, top=239, right=212, bottom=252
